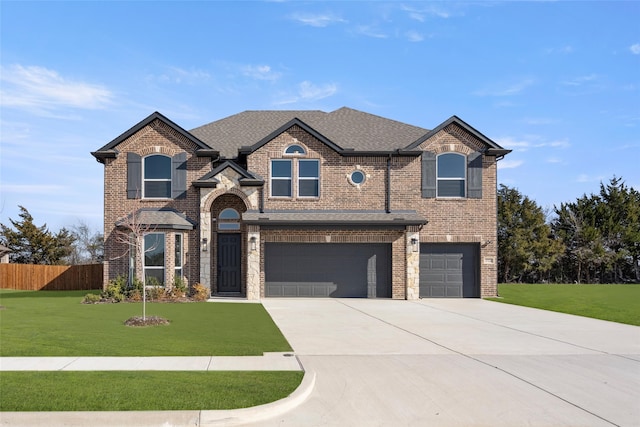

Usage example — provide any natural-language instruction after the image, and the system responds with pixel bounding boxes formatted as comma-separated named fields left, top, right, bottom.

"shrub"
left=82, top=293, right=102, bottom=304
left=190, top=283, right=209, bottom=301
left=102, top=276, right=126, bottom=302
left=173, top=276, right=187, bottom=297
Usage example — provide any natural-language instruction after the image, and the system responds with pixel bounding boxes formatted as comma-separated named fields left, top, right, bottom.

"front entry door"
left=217, top=233, right=241, bottom=293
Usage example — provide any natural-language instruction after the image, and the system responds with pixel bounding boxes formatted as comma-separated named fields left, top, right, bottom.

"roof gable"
left=92, top=112, right=215, bottom=163
left=241, top=118, right=343, bottom=155
left=194, top=160, right=264, bottom=188
left=405, top=115, right=511, bottom=155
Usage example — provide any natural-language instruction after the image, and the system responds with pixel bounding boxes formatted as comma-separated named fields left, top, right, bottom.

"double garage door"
left=419, top=243, right=479, bottom=298
left=265, top=243, right=391, bottom=298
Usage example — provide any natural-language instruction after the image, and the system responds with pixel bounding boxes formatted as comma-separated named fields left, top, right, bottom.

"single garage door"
left=265, top=243, right=391, bottom=298
left=420, top=243, right=478, bottom=298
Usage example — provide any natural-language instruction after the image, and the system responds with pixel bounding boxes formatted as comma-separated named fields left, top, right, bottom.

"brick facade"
left=95, top=110, right=506, bottom=299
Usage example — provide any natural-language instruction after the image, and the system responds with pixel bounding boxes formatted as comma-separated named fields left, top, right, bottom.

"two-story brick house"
left=92, top=107, right=510, bottom=299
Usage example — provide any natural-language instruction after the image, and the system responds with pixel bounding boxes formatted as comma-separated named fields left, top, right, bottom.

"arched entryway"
left=210, top=193, right=248, bottom=295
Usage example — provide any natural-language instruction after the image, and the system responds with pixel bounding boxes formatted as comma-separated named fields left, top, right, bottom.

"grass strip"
left=0, top=290, right=292, bottom=356
left=0, top=371, right=303, bottom=411
left=488, top=284, right=640, bottom=326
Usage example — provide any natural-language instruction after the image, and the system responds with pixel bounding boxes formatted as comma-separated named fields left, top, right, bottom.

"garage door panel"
left=265, top=243, right=391, bottom=298
left=420, top=244, right=478, bottom=298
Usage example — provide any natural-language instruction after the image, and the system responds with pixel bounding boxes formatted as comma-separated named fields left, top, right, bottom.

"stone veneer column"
left=246, top=228, right=261, bottom=300
left=406, top=230, right=420, bottom=300
left=199, top=210, right=211, bottom=292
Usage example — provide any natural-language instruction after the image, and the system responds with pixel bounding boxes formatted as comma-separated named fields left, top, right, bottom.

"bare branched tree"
left=112, top=209, right=158, bottom=321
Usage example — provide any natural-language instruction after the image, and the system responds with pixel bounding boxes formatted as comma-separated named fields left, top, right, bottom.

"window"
left=349, top=170, right=366, bottom=186
left=437, top=153, right=466, bottom=198
left=143, top=155, right=171, bottom=198
left=284, top=144, right=306, bottom=155
left=271, top=160, right=292, bottom=197
left=144, top=233, right=165, bottom=285
left=174, top=234, right=183, bottom=278
left=298, top=160, right=319, bottom=197
left=218, top=208, right=241, bottom=231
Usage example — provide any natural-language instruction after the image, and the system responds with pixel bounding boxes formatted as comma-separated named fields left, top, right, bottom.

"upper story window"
left=218, top=208, right=241, bottom=231
left=298, top=160, right=319, bottom=197
left=127, top=152, right=187, bottom=200
left=437, top=153, right=466, bottom=198
left=284, top=144, right=306, bottom=155
left=143, top=155, right=172, bottom=198
left=270, top=159, right=292, bottom=197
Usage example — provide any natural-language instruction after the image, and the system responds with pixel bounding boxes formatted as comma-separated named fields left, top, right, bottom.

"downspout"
left=259, top=186, right=265, bottom=214
left=386, top=154, right=392, bottom=213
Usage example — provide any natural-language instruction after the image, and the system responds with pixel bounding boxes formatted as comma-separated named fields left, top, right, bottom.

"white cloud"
left=355, top=25, right=388, bottom=39
left=545, top=45, right=573, bottom=55
left=561, top=74, right=598, bottom=87
left=630, top=43, right=640, bottom=55
left=0, top=64, right=113, bottom=114
left=577, top=174, right=605, bottom=183
left=498, top=159, right=524, bottom=170
left=546, top=157, right=563, bottom=164
left=274, top=80, right=338, bottom=105
left=473, top=78, right=535, bottom=97
left=241, top=64, right=282, bottom=82
left=290, top=12, right=346, bottom=27
left=298, top=81, right=337, bottom=100
left=401, top=4, right=451, bottom=20
left=405, top=31, right=425, bottom=42
left=496, top=136, right=570, bottom=151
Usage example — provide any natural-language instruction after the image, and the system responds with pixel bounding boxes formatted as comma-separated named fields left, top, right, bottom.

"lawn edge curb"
left=0, top=370, right=316, bottom=427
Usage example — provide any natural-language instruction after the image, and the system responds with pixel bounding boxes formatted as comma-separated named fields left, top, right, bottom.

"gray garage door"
left=265, top=243, right=391, bottom=298
left=420, top=244, right=478, bottom=298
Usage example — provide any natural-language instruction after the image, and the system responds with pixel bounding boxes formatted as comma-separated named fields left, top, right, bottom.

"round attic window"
left=349, top=170, right=366, bottom=186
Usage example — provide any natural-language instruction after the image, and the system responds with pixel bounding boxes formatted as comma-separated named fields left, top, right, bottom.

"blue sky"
left=1, top=1, right=639, bottom=232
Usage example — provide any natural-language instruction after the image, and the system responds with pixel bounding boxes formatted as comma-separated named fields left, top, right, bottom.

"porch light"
left=249, top=236, right=257, bottom=252
left=202, top=238, right=208, bottom=252
left=410, top=237, right=419, bottom=252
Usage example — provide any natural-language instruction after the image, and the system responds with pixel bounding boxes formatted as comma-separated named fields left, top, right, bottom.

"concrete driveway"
left=257, top=298, right=640, bottom=427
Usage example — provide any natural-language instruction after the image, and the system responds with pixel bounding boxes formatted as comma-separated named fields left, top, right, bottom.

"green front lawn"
left=0, top=290, right=292, bottom=356
left=0, top=290, right=301, bottom=412
left=488, top=284, right=640, bottom=326
left=0, top=371, right=303, bottom=411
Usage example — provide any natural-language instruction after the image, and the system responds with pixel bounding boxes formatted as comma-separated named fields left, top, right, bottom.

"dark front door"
left=217, top=233, right=241, bottom=293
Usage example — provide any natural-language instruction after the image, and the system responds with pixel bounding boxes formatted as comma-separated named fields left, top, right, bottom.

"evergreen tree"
left=0, top=206, right=75, bottom=265
left=498, top=185, right=564, bottom=283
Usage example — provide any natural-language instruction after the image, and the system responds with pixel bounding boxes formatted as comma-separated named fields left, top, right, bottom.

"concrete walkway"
left=0, top=353, right=302, bottom=372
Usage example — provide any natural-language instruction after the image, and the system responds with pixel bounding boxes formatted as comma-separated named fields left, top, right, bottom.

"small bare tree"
left=112, top=209, right=158, bottom=321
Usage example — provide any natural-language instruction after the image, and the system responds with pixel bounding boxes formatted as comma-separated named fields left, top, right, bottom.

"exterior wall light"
left=202, top=238, right=208, bottom=252
left=410, top=237, right=419, bottom=252
left=249, top=236, right=257, bottom=252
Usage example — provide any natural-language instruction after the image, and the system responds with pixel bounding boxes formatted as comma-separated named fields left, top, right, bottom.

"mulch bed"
left=124, top=316, right=170, bottom=327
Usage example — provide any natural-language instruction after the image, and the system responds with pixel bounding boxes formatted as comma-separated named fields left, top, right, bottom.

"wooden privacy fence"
left=0, top=264, right=103, bottom=291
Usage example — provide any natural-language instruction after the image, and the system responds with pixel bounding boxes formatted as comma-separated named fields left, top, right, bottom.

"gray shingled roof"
left=242, top=210, right=427, bottom=226
left=116, top=208, right=196, bottom=230
left=190, top=107, right=429, bottom=158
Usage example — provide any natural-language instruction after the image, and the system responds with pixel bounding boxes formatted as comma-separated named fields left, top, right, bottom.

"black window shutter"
left=421, top=151, right=436, bottom=198
left=467, top=151, right=483, bottom=199
left=126, top=153, right=141, bottom=199
left=172, top=152, right=188, bottom=199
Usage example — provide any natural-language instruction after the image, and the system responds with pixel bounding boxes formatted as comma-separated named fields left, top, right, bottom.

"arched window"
left=437, top=153, right=466, bottom=198
left=143, top=155, right=171, bottom=198
left=218, top=208, right=241, bottom=230
left=284, top=144, right=306, bottom=155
